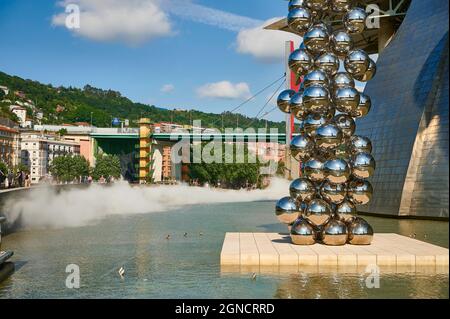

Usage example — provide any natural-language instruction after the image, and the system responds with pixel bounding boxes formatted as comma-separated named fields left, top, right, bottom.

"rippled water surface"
left=1, top=202, right=448, bottom=299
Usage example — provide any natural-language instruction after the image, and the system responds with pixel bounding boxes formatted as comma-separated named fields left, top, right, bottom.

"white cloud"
left=161, top=84, right=175, bottom=93
left=197, top=81, right=251, bottom=100
left=236, top=17, right=301, bottom=63
left=52, top=0, right=173, bottom=44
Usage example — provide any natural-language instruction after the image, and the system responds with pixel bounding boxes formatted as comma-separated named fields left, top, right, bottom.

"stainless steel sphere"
left=351, top=152, right=376, bottom=179
left=305, top=0, right=330, bottom=11
left=320, top=181, right=347, bottom=204
left=303, top=157, right=325, bottom=183
left=277, top=89, right=296, bottom=113
left=347, top=217, right=374, bottom=245
left=275, top=197, right=301, bottom=225
left=289, top=49, right=314, bottom=76
left=336, top=200, right=357, bottom=223
left=344, top=49, right=370, bottom=77
left=288, top=7, right=313, bottom=35
left=288, top=0, right=306, bottom=11
left=322, top=219, right=348, bottom=246
left=303, top=85, right=330, bottom=114
left=344, top=7, right=367, bottom=34
left=333, top=114, right=355, bottom=137
left=331, top=72, right=355, bottom=90
left=304, top=69, right=329, bottom=88
left=290, top=178, right=316, bottom=203
left=315, top=124, right=343, bottom=150
left=349, top=135, right=372, bottom=154
left=330, top=0, right=354, bottom=12
left=330, top=31, right=354, bottom=58
left=333, top=86, right=360, bottom=114
left=304, top=198, right=333, bottom=228
left=324, top=158, right=351, bottom=184
left=290, top=134, right=315, bottom=162
left=303, top=26, right=330, bottom=56
left=290, top=92, right=308, bottom=121
left=351, top=93, right=371, bottom=118
left=303, top=113, right=329, bottom=137
left=354, top=58, right=377, bottom=82
left=315, top=52, right=340, bottom=76
left=290, top=217, right=317, bottom=245
left=348, top=179, right=373, bottom=205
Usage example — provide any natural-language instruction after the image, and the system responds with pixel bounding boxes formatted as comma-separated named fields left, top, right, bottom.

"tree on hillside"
left=49, top=155, right=90, bottom=183
left=92, top=154, right=121, bottom=181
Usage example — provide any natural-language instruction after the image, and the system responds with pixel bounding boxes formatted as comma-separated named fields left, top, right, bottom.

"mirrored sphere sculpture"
left=332, top=72, right=355, bottom=90
left=322, top=219, right=348, bottom=245
left=344, top=7, right=367, bottom=34
left=304, top=198, right=333, bottom=228
left=290, top=217, right=317, bottom=245
left=315, top=52, right=340, bottom=76
left=303, top=157, right=325, bottom=183
left=315, top=124, right=344, bottom=150
left=334, top=114, right=356, bottom=137
left=303, top=113, right=329, bottom=137
left=303, top=26, right=330, bottom=56
left=289, top=49, right=314, bottom=76
left=303, top=85, right=330, bottom=114
left=288, top=0, right=306, bottom=11
left=330, top=31, right=354, bottom=58
left=277, top=89, right=296, bottom=113
left=351, top=93, right=371, bottom=118
left=333, top=86, right=360, bottom=114
left=304, top=69, right=330, bottom=88
left=354, top=58, right=377, bottom=82
left=288, top=7, right=313, bottom=35
left=320, top=181, right=347, bottom=204
left=324, top=158, right=351, bottom=184
left=344, top=49, right=370, bottom=77
left=348, top=179, right=373, bottom=205
left=290, top=92, right=308, bottom=121
left=290, top=178, right=316, bottom=202
left=305, top=0, right=330, bottom=12
left=349, top=135, right=372, bottom=154
left=275, top=197, right=301, bottom=224
left=290, top=133, right=315, bottom=161
left=351, top=152, right=376, bottom=179
left=336, top=200, right=357, bottom=223
left=331, top=0, right=354, bottom=13
left=347, top=217, right=374, bottom=245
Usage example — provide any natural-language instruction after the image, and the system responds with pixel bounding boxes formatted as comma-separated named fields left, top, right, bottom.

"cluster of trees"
left=0, top=71, right=286, bottom=131
left=49, top=154, right=121, bottom=183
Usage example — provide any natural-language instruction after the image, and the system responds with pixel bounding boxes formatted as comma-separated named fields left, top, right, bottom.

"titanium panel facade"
left=356, top=0, right=449, bottom=218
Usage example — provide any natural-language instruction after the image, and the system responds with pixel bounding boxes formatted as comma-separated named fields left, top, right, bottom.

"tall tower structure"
left=138, top=118, right=153, bottom=184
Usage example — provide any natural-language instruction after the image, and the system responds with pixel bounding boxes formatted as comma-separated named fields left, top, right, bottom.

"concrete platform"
left=220, top=233, right=449, bottom=271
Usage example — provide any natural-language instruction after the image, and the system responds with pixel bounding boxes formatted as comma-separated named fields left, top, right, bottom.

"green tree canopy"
left=93, top=154, right=121, bottom=181
left=49, top=155, right=90, bottom=182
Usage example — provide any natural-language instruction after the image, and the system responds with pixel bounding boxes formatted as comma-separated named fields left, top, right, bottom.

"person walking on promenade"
left=7, top=171, right=14, bottom=188
left=17, top=170, right=24, bottom=188
left=25, top=174, right=31, bottom=188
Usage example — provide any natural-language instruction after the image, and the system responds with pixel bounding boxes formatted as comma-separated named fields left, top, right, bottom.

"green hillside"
left=0, top=71, right=286, bottom=131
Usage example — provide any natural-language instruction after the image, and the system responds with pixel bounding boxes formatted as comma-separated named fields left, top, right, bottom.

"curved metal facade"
left=356, top=0, right=449, bottom=218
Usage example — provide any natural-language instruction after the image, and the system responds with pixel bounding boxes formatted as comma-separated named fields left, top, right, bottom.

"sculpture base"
left=220, top=233, right=449, bottom=271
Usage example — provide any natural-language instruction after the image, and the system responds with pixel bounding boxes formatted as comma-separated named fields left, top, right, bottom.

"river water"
left=0, top=201, right=448, bottom=299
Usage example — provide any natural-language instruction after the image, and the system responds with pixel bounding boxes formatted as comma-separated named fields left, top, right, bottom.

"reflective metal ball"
left=288, top=0, right=306, bottom=11
left=315, top=52, right=340, bottom=77
left=305, top=0, right=330, bottom=11
left=330, top=0, right=354, bottom=12
left=348, top=180, right=373, bottom=205
left=349, top=135, right=372, bottom=154
left=324, top=158, right=351, bottom=184
left=336, top=200, right=357, bottom=223
left=315, top=124, right=343, bottom=150
left=351, top=152, right=376, bottom=179
left=275, top=197, right=301, bottom=225
left=288, top=7, right=313, bottom=35
left=289, top=49, right=314, bottom=76
left=322, top=219, right=348, bottom=246
left=303, top=85, right=330, bottom=114
left=303, top=157, right=325, bottom=183
left=320, top=181, right=347, bottom=204
left=333, top=114, right=355, bottom=137
left=330, top=31, right=354, bottom=58
left=344, top=49, right=370, bottom=77
left=290, top=134, right=315, bottom=162
left=303, top=26, right=330, bottom=56
left=277, top=89, right=296, bottom=113
left=331, top=72, right=355, bottom=91
left=333, top=86, right=360, bottom=114
left=290, top=217, right=317, bottom=245
left=354, top=58, right=377, bottom=82
left=351, top=93, right=371, bottom=118
left=344, top=7, right=367, bottom=34
left=304, top=198, right=333, bottom=228
left=303, top=113, right=329, bottom=137
left=290, top=178, right=316, bottom=203
left=290, top=92, right=308, bottom=121
left=304, top=69, right=329, bottom=88
left=348, top=217, right=374, bottom=245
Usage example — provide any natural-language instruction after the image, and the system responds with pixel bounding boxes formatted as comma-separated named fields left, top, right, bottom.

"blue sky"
left=0, top=0, right=301, bottom=122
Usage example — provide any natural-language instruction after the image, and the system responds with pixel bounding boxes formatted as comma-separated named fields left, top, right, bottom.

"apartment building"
left=0, top=125, right=20, bottom=167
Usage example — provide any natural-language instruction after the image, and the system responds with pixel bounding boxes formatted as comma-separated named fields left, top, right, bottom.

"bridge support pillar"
left=139, top=118, right=153, bottom=184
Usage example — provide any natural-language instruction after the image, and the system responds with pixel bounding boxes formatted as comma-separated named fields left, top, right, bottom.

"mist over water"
left=2, top=178, right=290, bottom=229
